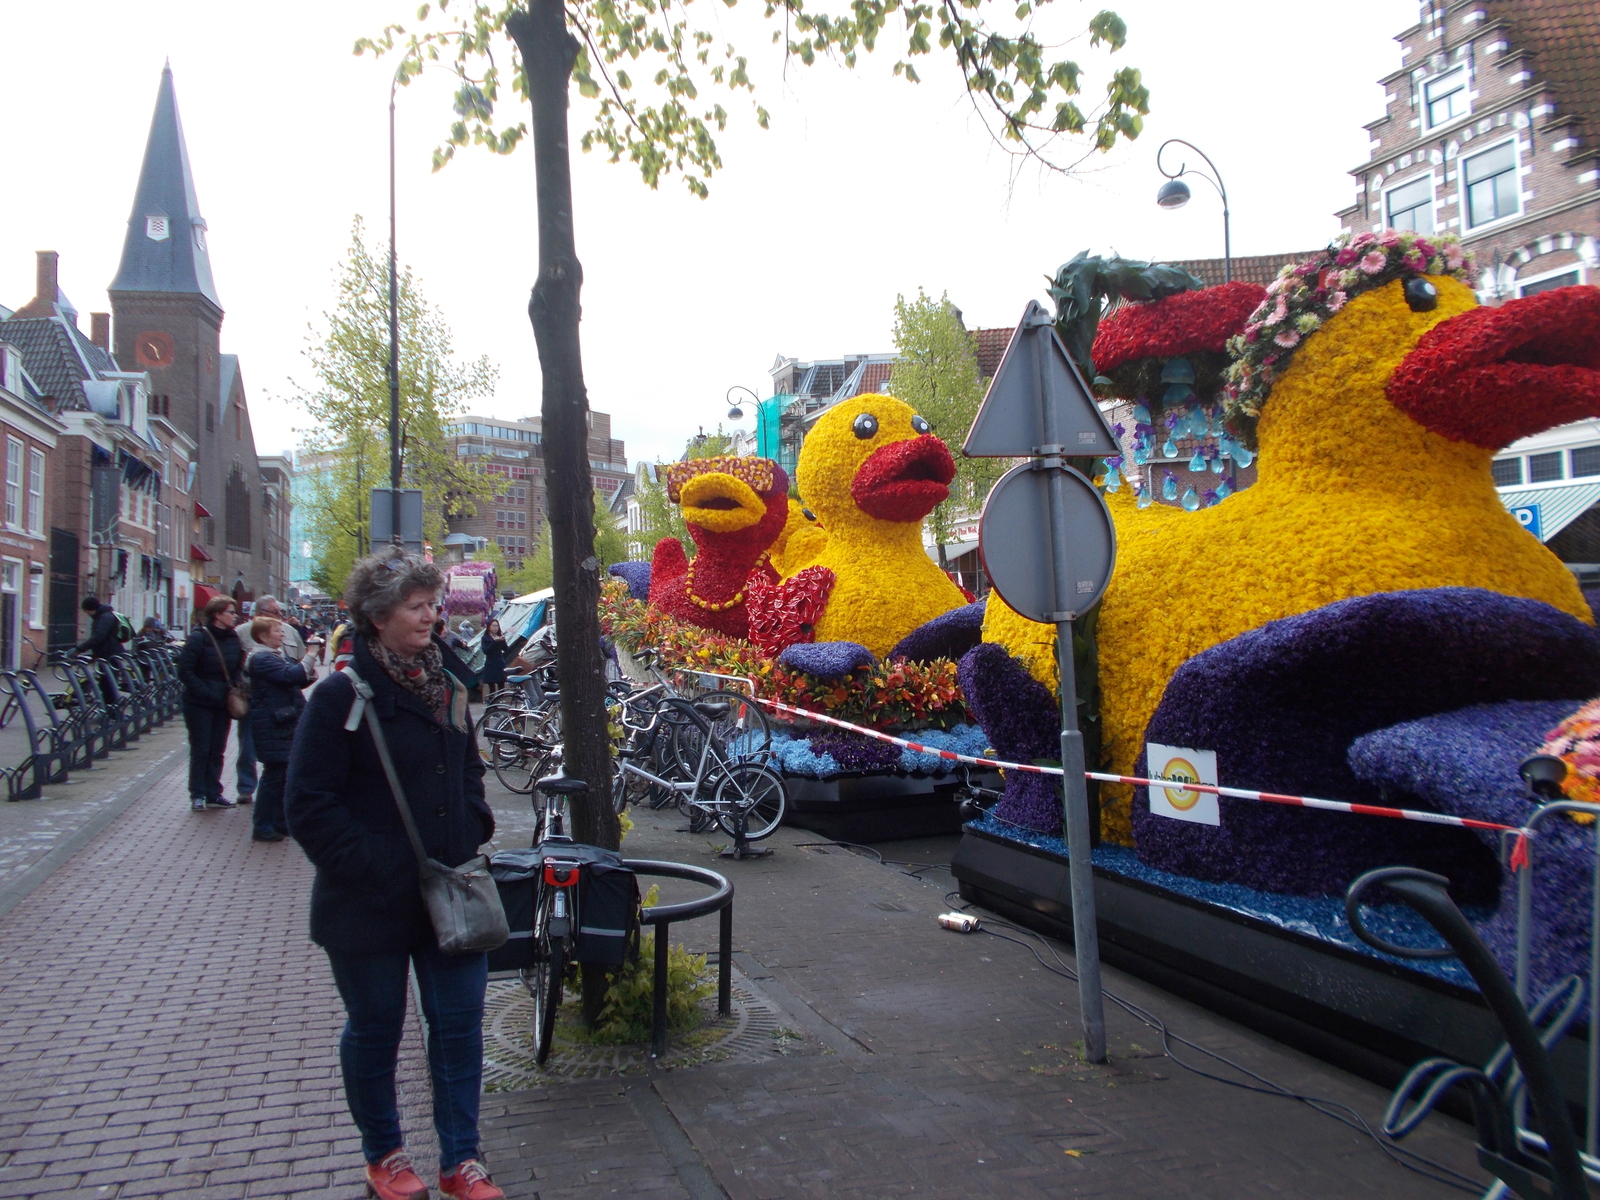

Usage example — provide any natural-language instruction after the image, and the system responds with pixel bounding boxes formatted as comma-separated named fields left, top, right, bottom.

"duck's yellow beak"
left=681, top=473, right=767, bottom=532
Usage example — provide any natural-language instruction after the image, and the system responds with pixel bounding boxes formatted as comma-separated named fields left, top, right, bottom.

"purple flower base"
left=609, top=561, right=652, bottom=602
left=1131, top=588, right=1600, bottom=897
left=778, top=640, right=877, bottom=678
left=806, top=729, right=904, bottom=773
left=891, top=602, right=987, bottom=664
left=1350, top=700, right=1591, bottom=1014
left=958, top=643, right=1063, bottom=832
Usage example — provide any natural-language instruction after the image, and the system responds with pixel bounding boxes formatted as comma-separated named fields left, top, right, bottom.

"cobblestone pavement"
left=0, top=726, right=1491, bottom=1200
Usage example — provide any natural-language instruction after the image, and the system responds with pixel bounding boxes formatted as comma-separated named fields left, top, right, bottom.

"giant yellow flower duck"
left=747, top=395, right=969, bottom=664
left=973, top=232, right=1600, bottom=886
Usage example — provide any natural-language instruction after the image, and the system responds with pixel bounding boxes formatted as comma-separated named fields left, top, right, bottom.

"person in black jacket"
left=284, top=550, right=504, bottom=1200
left=246, top=615, right=315, bottom=843
left=177, top=596, right=245, bottom=811
left=74, top=595, right=125, bottom=660
left=480, top=620, right=508, bottom=692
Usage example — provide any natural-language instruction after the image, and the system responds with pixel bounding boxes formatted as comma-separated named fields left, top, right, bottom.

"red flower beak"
left=850, top=435, right=956, bottom=522
left=1387, top=286, right=1600, bottom=448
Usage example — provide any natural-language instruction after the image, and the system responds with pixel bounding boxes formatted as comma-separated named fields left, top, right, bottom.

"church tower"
left=109, top=64, right=266, bottom=599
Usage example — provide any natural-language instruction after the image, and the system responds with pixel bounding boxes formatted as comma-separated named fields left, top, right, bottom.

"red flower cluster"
left=1387, top=285, right=1600, bottom=447
left=746, top=566, right=835, bottom=658
left=1092, top=281, right=1266, bottom=374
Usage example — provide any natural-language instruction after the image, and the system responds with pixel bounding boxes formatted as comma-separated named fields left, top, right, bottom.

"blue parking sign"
left=1511, top=505, right=1543, bottom=540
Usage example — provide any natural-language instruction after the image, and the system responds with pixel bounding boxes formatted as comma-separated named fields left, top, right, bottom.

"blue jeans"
left=253, top=761, right=288, bottom=838
left=235, top=717, right=257, bottom=796
left=325, top=946, right=489, bottom=1170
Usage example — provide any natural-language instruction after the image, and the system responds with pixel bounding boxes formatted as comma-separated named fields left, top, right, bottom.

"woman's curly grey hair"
left=343, top=548, right=444, bottom=637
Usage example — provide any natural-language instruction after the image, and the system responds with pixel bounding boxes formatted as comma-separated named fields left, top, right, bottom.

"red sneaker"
left=365, top=1149, right=428, bottom=1200
left=439, top=1159, right=506, bottom=1199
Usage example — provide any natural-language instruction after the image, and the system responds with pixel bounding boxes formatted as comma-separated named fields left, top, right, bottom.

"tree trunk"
left=506, top=0, right=620, bottom=1024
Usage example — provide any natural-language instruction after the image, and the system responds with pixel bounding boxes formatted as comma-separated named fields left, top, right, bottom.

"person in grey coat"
left=246, top=615, right=315, bottom=842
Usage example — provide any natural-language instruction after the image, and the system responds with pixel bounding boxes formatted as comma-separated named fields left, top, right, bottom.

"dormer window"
left=0, top=345, right=18, bottom=394
left=1425, top=67, right=1468, bottom=128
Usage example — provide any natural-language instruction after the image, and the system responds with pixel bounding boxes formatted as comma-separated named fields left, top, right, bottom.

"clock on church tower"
left=133, top=332, right=175, bottom=370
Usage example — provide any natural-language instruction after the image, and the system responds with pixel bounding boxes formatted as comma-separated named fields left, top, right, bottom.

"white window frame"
left=1384, top=173, right=1436, bottom=233
left=4, top=438, right=21, bottom=531
left=0, top=557, right=21, bottom=670
left=27, top=570, right=43, bottom=629
left=1459, top=136, right=1523, bottom=231
left=1517, top=263, right=1588, bottom=298
left=25, top=448, right=42, bottom=537
left=1423, top=66, right=1470, bottom=129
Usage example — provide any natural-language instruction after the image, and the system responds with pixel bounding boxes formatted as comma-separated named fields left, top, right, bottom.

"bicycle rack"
left=625, top=859, right=734, bottom=1059
left=0, top=671, right=68, bottom=799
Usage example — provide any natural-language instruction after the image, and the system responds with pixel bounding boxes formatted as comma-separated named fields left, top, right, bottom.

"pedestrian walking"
left=479, top=619, right=508, bottom=691
left=246, top=615, right=315, bottom=843
left=177, top=595, right=244, bottom=812
left=285, top=549, right=503, bottom=1200
left=74, top=595, right=127, bottom=660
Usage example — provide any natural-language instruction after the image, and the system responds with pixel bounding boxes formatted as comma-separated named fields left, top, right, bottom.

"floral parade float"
left=952, top=231, right=1600, bottom=1094
left=605, top=397, right=997, bottom=840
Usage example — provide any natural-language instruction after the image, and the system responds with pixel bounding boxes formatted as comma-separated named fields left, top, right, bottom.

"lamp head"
left=1519, top=753, right=1569, bottom=801
left=1156, top=178, right=1192, bottom=210
left=727, top=405, right=745, bottom=421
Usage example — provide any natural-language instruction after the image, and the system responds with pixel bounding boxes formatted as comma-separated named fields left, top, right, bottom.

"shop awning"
left=190, top=543, right=215, bottom=562
left=194, top=584, right=220, bottom=610
left=1498, top=481, right=1600, bottom=542
left=194, top=501, right=212, bottom=518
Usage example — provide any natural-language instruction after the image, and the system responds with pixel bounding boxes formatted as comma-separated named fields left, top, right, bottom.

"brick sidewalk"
left=0, top=744, right=1492, bottom=1199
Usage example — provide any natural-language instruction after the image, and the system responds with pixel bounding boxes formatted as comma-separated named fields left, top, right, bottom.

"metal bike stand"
left=719, top=809, right=772, bottom=861
left=624, top=859, right=734, bottom=1058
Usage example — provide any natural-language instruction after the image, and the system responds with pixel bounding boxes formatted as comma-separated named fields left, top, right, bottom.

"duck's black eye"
left=801, top=507, right=816, bottom=522
left=910, top=414, right=931, bottom=435
left=852, top=413, right=879, bottom=439
left=1404, top=277, right=1438, bottom=312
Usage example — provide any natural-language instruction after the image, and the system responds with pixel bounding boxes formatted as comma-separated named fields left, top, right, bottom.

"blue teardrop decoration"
left=1133, top=442, right=1150, bottom=465
left=1103, top=464, right=1121, bottom=492
left=1136, top=480, right=1152, bottom=509
left=1188, top=450, right=1206, bottom=472
left=1210, top=455, right=1225, bottom=474
left=1132, top=404, right=1151, bottom=425
left=1232, top=444, right=1255, bottom=468
left=1162, top=473, right=1178, bottom=502
left=1163, top=383, right=1195, bottom=409
left=1215, top=478, right=1232, bottom=500
left=1160, top=357, right=1196, bottom=385
left=1181, top=486, right=1200, bottom=512
left=1162, top=438, right=1179, bottom=459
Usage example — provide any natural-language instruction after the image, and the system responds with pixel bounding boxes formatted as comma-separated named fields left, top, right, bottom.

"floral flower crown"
left=1223, top=230, right=1472, bottom=425
left=663, top=455, right=777, bottom=502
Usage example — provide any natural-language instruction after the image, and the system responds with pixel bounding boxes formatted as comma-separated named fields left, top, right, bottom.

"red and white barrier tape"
left=749, top=695, right=1528, bottom=839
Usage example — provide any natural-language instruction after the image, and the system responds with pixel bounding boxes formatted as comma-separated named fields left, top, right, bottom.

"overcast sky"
left=3, top=0, right=1416, bottom=467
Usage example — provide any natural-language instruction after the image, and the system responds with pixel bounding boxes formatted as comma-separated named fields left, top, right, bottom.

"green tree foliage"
left=294, top=218, right=498, bottom=597
left=520, top=492, right=630, bottom=592
left=890, top=289, right=1004, bottom=566
left=358, top=4, right=1147, bottom=196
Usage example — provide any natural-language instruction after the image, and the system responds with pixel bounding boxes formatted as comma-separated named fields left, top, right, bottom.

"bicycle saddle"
left=507, top=674, right=532, bottom=683
left=693, top=700, right=731, bottom=719
left=537, top=774, right=589, bottom=795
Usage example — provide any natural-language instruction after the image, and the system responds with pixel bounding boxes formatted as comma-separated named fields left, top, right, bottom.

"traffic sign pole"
left=1035, top=329, right=1108, bottom=1066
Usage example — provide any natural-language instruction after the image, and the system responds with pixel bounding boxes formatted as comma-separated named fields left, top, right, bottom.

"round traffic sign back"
left=978, top=463, right=1116, bottom=623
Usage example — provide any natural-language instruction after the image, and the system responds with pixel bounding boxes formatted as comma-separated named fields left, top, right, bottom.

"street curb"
left=630, top=1081, right=730, bottom=1200
left=0, top=743, right=186, bottom=922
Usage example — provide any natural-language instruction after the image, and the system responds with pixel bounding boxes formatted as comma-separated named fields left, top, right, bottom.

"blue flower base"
left=770, top=723, right=991, bottom=781
left=966, top=812, right=1484, bottom=991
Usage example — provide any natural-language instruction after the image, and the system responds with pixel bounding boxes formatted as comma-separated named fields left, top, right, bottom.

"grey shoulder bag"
left=345, top=667, right=508, bottom=955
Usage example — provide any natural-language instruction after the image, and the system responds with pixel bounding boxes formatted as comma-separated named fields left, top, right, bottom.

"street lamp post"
left=725, top=385, right=765, bottom=455
left=1156, top=139, right=1232, bottom=284
left=387, top=67, right=404, bottom=547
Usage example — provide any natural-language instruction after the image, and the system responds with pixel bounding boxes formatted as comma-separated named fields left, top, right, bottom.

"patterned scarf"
left=369, top=636, right=448, bottom=725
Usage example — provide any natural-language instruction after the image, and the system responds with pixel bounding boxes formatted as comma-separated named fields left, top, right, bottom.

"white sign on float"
left=1145, top=744, right=1220, bottom=826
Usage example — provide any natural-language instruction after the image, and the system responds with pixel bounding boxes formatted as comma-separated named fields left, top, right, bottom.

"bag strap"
left=345, top=666, right=430, bottom=870
left=203, top=626, right=235, bottom=689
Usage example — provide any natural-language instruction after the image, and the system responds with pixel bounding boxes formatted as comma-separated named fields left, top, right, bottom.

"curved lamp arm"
left=1156, top=138, right=1232, bottom=284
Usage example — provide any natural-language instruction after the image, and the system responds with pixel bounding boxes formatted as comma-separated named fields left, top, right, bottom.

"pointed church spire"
left=109, top=64, right=221, bottom=309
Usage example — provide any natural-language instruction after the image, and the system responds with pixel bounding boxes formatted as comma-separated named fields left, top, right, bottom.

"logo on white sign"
left=1145, top=743, right=1220, bottom=826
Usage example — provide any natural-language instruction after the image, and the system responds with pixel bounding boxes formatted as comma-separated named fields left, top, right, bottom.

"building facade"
left=442, top=411, right=628, bottom=571
left=0, top=333, right=66, bottom=668
left=1335, top=0, right=1599, bottom=300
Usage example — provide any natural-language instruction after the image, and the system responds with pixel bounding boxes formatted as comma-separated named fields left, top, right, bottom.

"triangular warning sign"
left=964, top=301, right=1120, bottom=459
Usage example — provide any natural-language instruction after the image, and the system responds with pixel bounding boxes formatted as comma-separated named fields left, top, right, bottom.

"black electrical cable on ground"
left=936, top=891, right=1484, bottom=1193
left=795, top=840, right=952, bottom=878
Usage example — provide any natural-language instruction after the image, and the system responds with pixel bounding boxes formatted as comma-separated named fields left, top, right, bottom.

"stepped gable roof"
left=1492, top=0, right=1600, bottom=153
left=109, top=64, right=220, bottom=308
left=0, top=314, right=117, bottom=411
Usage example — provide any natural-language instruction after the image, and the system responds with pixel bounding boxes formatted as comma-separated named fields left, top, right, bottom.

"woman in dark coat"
left=284, top=550, right=504, bottom=1200
left=177, top=595, right=243, bottom=812
left=246, top=615, right=315, bottom=844
left=479, top=619, right=508, bottom=690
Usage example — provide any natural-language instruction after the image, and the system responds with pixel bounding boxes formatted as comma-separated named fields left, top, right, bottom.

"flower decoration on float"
left=1537, top=697, right=1600, bottom=813
left=1223, top=230, right=1470, bottom=436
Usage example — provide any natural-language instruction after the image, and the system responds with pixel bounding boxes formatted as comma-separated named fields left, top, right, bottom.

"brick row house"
left=0, top=65, right=287, bottom=659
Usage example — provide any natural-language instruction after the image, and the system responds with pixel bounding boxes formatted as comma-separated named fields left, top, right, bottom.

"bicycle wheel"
left=674, top=690, right=774, bottom=771
left=525, top=889, right=566, bottom=1065
left=495, top=731, right=558, bottom=795
left=714, top=763, right=787, bottom=840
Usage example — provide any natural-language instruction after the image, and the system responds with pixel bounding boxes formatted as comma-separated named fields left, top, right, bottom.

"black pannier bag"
left=486, top=844, right=639, bottom=972
left=577, top=855, right=639, bottom=968
left=486, top=849, right=542, bottom=972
